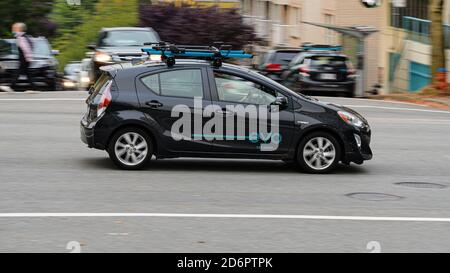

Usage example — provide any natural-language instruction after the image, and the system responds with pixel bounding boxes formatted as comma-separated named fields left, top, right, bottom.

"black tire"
left=107, top=127, right=153, bottom=170
left=296, top=131, right=341, bottom=174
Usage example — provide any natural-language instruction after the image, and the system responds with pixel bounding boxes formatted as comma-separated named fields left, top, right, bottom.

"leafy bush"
left=0, top=0, right=55, bottom=37
left=138, top=3, right=258, bottom=49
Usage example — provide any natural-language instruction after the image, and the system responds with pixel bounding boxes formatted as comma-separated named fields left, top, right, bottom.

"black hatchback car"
left=281, top=51, right=357, bottom=97
left=81, top=55, right=372, bottom=173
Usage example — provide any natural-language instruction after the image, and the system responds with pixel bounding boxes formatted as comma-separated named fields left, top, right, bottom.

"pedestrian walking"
left=10, top=22, right=36, bottom=91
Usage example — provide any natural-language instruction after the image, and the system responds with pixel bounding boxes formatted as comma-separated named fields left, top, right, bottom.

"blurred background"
left=0, top=0, right=448, bottom=99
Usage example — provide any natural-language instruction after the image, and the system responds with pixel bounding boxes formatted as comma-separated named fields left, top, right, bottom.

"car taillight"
left=97, top=81, right=112, bottom=117
left=299, top=67, right=310, bottom=77
left=347, top=69, right=357, bottom=79
left=265, top=63, right=282, bottom=72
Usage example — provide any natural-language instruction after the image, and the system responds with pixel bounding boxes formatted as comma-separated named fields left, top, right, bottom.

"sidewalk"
left=369, top=93, right=450, bottom=111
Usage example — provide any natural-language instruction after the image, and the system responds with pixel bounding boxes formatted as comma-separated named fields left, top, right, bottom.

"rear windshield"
left=87, top=73, right=112, bottom=103
left=307, top=55, right=348, bottom=68
left=272, top=51, right=302, bottom=65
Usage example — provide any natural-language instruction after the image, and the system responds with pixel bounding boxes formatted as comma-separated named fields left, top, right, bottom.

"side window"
left=141, top=69, right=204, bottom=98
left=214, top=72, right=279, bottom=105
left=142, top=74, right=159, bottom=93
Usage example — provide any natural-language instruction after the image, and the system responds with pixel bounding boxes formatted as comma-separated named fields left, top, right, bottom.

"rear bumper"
left=294, top=76, right=355, bottom=92
left=303, top=82, right=354, bottom=92
left=80, top=121, right=96, bottom=148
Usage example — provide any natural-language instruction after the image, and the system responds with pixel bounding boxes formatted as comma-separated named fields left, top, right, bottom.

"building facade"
left=240, top=0, right=382, bottom=92
left=240, top=0, right=450, bottom=94
left=379, top=0, right=450, bottom=93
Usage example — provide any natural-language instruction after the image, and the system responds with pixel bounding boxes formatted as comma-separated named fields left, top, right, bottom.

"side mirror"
left=51, top=49, right=60, bottom=56
left=272, top=96, right=288, bottom=109
left=87, top=44, right=96, bottom=50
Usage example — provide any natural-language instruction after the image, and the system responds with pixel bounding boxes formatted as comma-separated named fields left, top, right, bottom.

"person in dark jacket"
left=10, top=22, right=36, bottom=91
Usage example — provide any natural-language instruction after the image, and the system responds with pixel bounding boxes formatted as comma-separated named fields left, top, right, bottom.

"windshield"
left=32, top=40, right=52, bottom=56
left=8, top=39, right=52, bottom=57
left=248, top=68, right=315, bottom=101
left=98, top=30, right=159, bottom=47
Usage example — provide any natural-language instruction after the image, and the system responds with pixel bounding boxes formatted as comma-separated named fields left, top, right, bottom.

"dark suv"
left=281, top=51, right=356, bottom=97
left=88, top=27, right=160, bottom=83
left=257, top=48, right=303, bottom=82
left=0, top=37, right=59, bottom=90
left=81, top=58, right=372, bottom=173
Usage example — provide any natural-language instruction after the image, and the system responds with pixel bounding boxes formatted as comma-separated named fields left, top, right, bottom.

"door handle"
left=215, top=108, right=234, bottom=116
left=145, top=100, right=163, bottom=108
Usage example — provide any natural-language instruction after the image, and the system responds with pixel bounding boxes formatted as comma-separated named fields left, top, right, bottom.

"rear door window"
left=141, top=69, right=204, bottom=99
left=87, top=73, right=112, bottom=103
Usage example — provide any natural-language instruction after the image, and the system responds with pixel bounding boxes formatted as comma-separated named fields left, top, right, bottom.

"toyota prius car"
left=81, top=43, right=372, bottom=173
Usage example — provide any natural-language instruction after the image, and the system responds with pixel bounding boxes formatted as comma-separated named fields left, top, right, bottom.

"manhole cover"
left=395, top=182, right=447, bottom=189
left=346, top=192, right=403, bottom=201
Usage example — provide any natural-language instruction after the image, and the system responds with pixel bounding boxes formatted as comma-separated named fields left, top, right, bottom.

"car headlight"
left=81, top=76, right=91, bottom=83
left=94, top=52, right=112, bottom=63
left=338, top=111, right=364, bottom=128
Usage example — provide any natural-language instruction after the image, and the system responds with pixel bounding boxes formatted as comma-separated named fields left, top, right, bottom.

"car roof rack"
left=301, top=43, right=343, bottom=52
left=141, top=41, right=253, bottom=68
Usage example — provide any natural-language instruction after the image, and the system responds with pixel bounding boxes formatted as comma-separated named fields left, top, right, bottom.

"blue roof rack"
left=301, top=43, right=343, bottom=52
left=142, top=42, right=253, bottom=67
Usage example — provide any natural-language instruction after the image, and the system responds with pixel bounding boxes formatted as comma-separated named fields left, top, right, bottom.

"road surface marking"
left=344, top=105, right=450, bottom=114
left=2, top=213, right=450, bottom=222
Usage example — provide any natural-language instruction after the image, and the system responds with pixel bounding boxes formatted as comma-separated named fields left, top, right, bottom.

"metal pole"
left=357, top=37, right=366, bottom=97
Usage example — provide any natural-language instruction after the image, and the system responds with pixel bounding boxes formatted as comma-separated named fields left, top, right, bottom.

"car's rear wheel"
left=297, top=132, right=341, bottom=174
left=108, top=128, right=153, bottom=170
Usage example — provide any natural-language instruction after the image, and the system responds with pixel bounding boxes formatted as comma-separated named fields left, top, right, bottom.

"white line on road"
left=2, top=213, right=450, bottom=222
left=344, top=105, right=450, bottom=114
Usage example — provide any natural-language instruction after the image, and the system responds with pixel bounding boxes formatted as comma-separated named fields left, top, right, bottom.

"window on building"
left=390, top=0, right=429, bottom=28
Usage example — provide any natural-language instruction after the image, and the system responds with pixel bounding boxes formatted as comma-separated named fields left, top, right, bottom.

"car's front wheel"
left=108, top=128, right=153, bottom=170
left=297, top=132, right=341, bottom=174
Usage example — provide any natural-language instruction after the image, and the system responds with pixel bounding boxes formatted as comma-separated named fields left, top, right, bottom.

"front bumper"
left=0, top=67, right=57, bottom=86
left=342, top=127, right=373, bottom=164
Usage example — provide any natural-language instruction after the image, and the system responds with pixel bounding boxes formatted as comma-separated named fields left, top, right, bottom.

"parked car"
left=78, top=58, right=92, bottom=90
left=88, top=27, right=160, bottom=83
left=0, top=37, right=60, bottom=90
left=281, top=51, right=357, bottom=97
left=80, top=48, right=372, bottom=173
left=62, top=62, right=81, bottom=90
left=257, top=47, right=304, bottom=82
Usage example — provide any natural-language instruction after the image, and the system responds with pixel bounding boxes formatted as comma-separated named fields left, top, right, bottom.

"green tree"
left=0, top=0, right=55, bottom=37
left=49, top=0, right=99, bottom=37
left=53, top=0, right=139, bottom=69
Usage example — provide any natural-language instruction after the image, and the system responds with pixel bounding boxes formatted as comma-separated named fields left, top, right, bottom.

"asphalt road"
left=1, top=91, right=450, bottom=253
